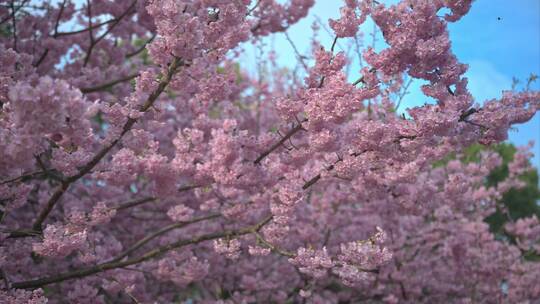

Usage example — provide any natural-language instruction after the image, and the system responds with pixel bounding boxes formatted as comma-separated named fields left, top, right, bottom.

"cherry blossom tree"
left=0, top=0, right=539, bottom=303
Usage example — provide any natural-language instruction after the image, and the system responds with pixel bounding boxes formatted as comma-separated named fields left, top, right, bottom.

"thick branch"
left=0, top=0, right=29, bottom=26
left=10, top=1, right=18, bottom=52
left=254, top=120, right=306, bottom=165
left=11, top=215, right=272, bottom=289
left=113, top=197, right=155, bottom=211
left=0, top=171, right=46, bottom=185
left=302, top=151, right=366, bottom=190
left=8, top=183, right=198, bottom=239
left=254, top=232, right=295, bottom=257
left=109, top=213, right=221, bottom=263
left=80, top=73, right=139, bottom=94
left=54, top=18, right=116, bottom=37
left=28, top=57, right=184, bottom=233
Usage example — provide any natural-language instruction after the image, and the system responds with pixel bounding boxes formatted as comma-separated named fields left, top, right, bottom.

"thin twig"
left=83, top=0, right=137, bottom=67
left=313, top=15, right=345, bottom=52
left=34, top=0, right=67, bottom=67
left=247, top=0, right=261, bottom=15
left=126, top=33, right=156, bottom=58
left=284, top=31, right=309, bottom=71
left=395, top=78, right=413, bottom=111
left=302, top=150, right=367, bottom=190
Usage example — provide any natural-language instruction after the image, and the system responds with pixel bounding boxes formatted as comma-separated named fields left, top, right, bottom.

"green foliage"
left=440, top=143, right=540, bottom=234
left=132, top=37, right=152, bottom=65
left=217, top=62, right=244, bottom=85
left=0, top=24, right=11, bottom=38
left=485, top=166, right=540, bottom=234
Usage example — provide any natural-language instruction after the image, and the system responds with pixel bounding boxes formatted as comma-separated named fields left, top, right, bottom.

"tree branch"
left=83, top=0, right=137, bottom=67
left=108, top=213, right=221, bottom=263
left=10, top=0, right=18, bottom=52
left=33, top=0, right=66, bottom=67
left=126, top=33, right=156, bottom=58
left=28, top=57, right=184, bottom=233
left=7, top=184, right=200, bottom=239
left=113, top=197, right=156, bottom=211
left=54, top=19, right=115, bottom=37
left=254, top=120, right=307, bottom=165
left=284, top=31, right=309, bottom=71
left=254, top=232, right=295, bottom=257
left=0, top=0, right=29, bottom=26
left=11, top=215, right=272, bottom=289
left=80, top=73, right=139, bottom=94
left=302, top=150, right=367, bottom=190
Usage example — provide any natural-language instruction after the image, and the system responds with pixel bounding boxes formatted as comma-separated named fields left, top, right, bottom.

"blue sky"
left=241, top=0, right=540, bottom=168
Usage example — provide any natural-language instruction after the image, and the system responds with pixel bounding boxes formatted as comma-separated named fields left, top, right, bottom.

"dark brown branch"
left=113, top=197, right=156, bottom=211
left=28, top=57, right=184, bottom=233
left=34, top=154, right=63, bottom=182
left=254, top=120, right=306, bottom=165
left=1, top=269, right=10, bottom=289
left=254, top=232, right=295, bottom=257
left=31, top=181, right=70, bottom=231
left=82, top=0, right=96, bottom=67
left=247, top=0, right=262, bottom=15
left=55, top=18, right=116, bottom=37
left=8, top=184, right=199, bottom=239
left=254, top=68, right=373, bottom=166
left=2, top=228, right=41, bottom=238
left=313, top=15, right=346, bottom=52
left=0, top=0, right=28, bottom=25
left=302, top=173, right=322, bottom=190
left=447, top=85, right=455, bottom=96
left=126, top=33, right=156, bottom=58
left=458, top=108, right=478, bottom=122
left=352, top=67, right=376, bottom=86
left=113, top=184, right=203, bottom=211
left=0, top=2, right=15, bottom=25
left=53, top=1, right=66, bottom=37
left=108, top=213, right=221, bottom=263
left=11, top=215, right=272, bottom=289
left=330, top=36, right=339, bottom=53
left=80, top=73, right=139, bottom=94
left=302, top=161, right=341, bottom=190
left=0, top=171, right=45, bottom=185
left=10, top=1, right=18, bottom=52
left=302, top=150, right=367, bottom=190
